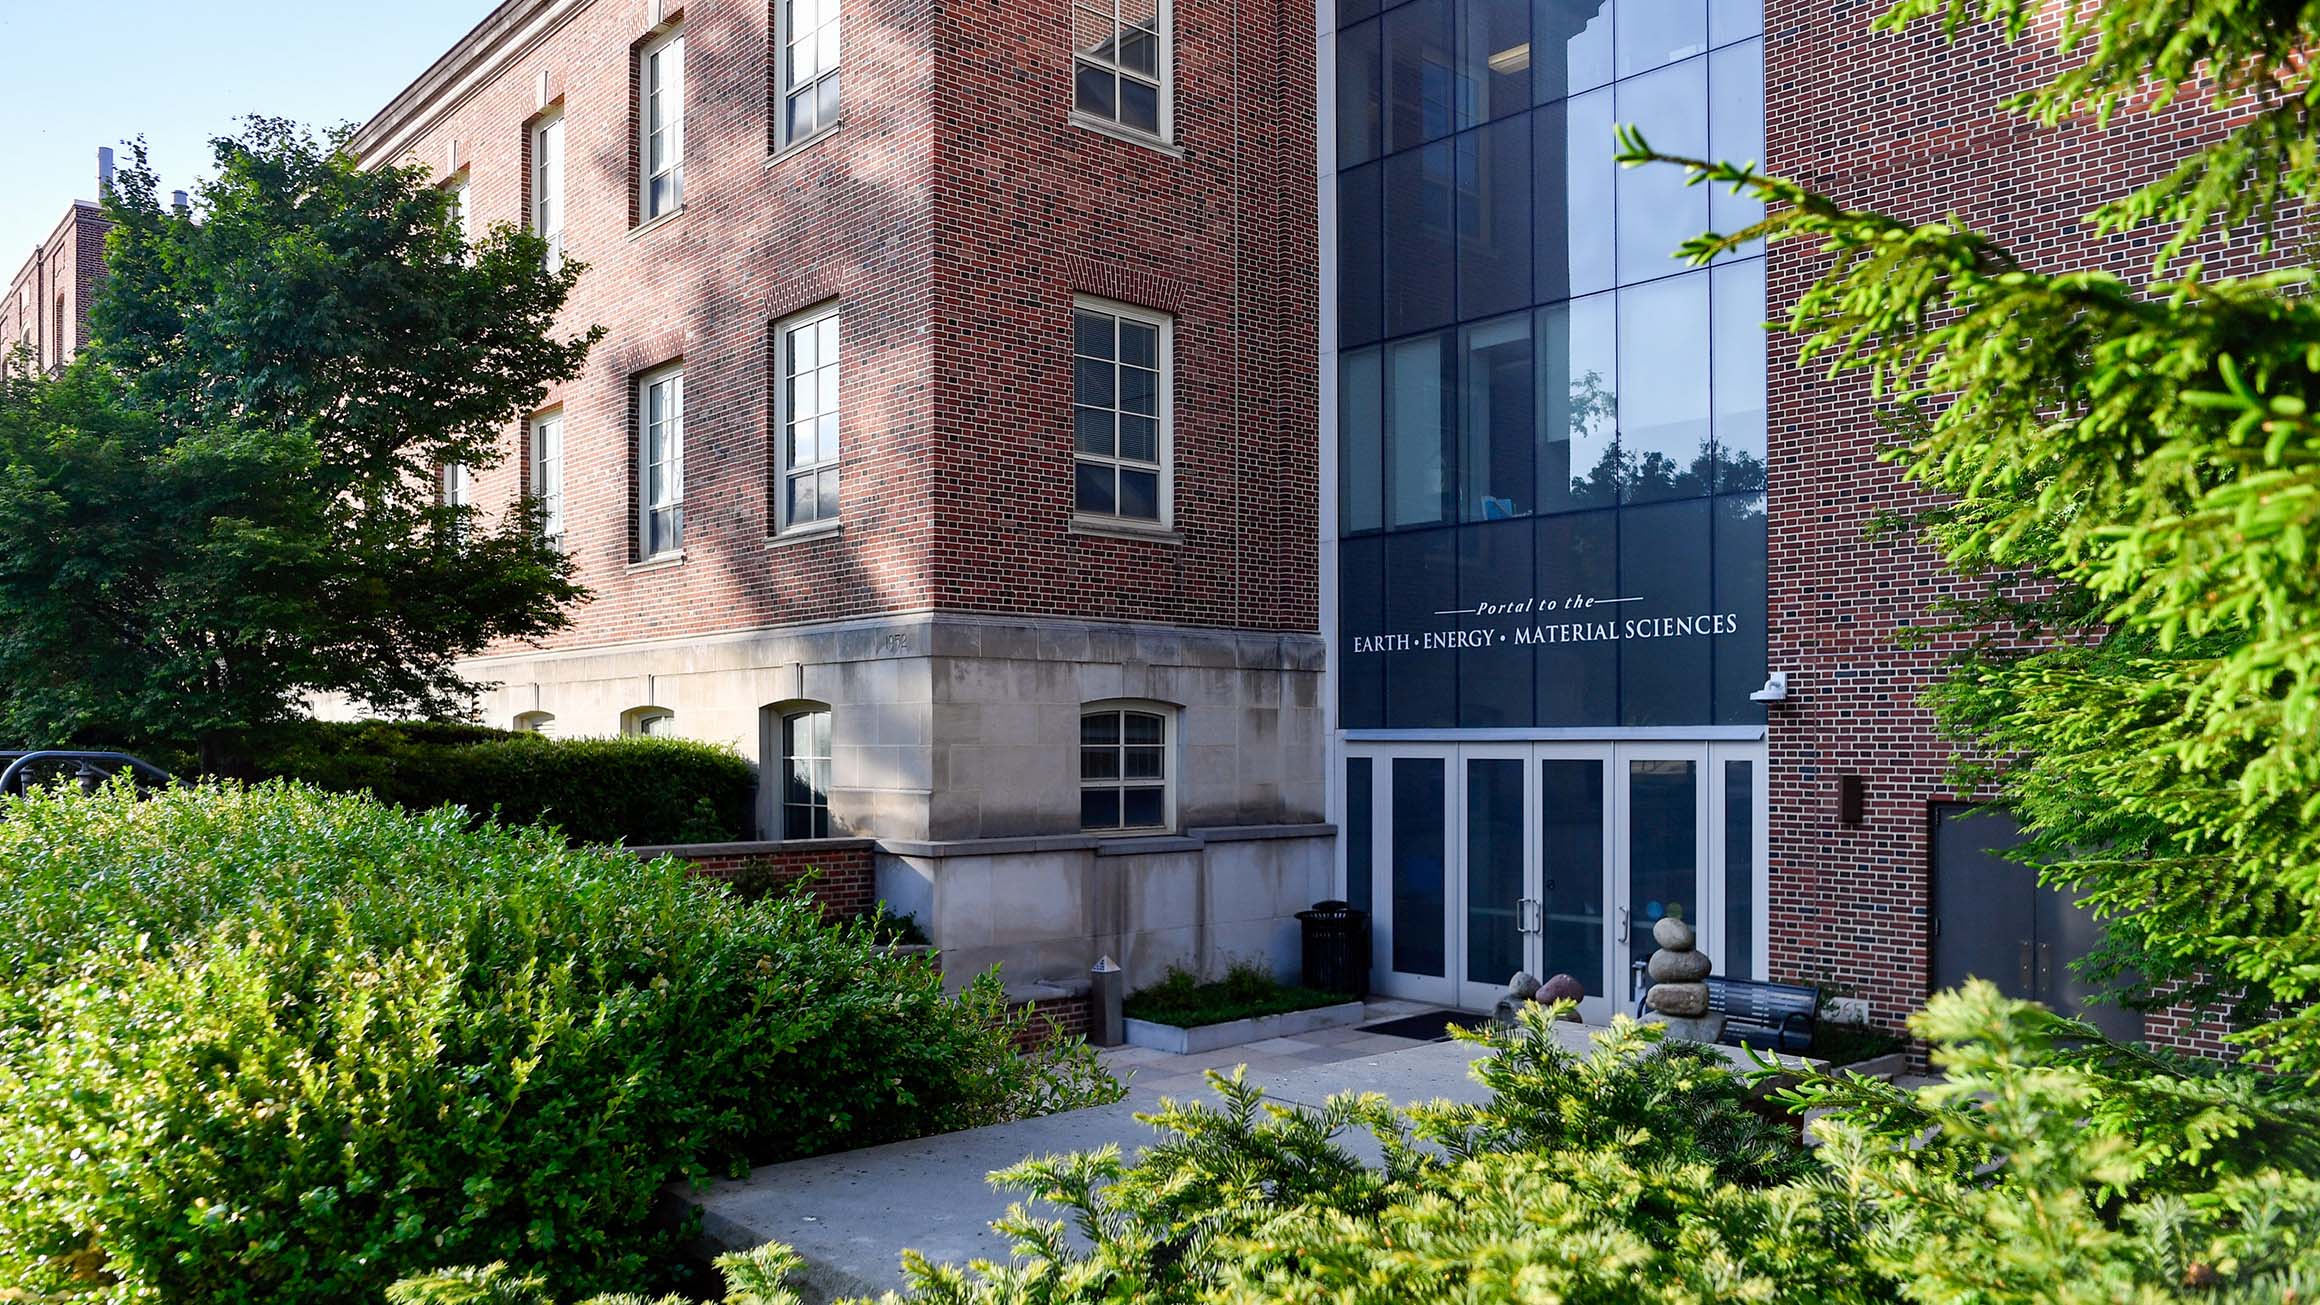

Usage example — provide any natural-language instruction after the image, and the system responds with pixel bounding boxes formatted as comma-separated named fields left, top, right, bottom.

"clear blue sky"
left=0, top=0, right=493, bottom=259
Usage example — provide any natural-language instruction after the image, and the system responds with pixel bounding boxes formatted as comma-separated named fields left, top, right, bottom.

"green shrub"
left=0, top=781, right=1119, bottom=1303
left=411, top=990, right=2320, bottom=1304
left=1122, top=961, right=1354, bottom=1028
left=227, top=718, right=758, bottom=844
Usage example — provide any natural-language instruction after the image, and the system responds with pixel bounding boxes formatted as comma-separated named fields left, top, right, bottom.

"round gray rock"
left=1646, top=982, right=1710, bottom=1017
left=1652, top=915, right=1696, bottom=951
left=1647, top=948, right=1712, bottom=984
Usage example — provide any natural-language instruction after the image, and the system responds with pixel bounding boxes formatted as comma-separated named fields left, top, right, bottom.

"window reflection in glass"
left=1458, top=116, right=1533, bottom=322
left=1342, top=347, right=1385, bottom=532
left=1461, top=314, right=1534, bottom=522
left=1384, top=0, right=1456, bottom=153
left=1385, top=141, right=1456, bottom=335
left=1616, top=271, right=1710, bottom=504
left=1532, top=0, right=1614, bottom=102
left=1539, top=89, right=1617, bottom=301
left=1338, top=17, right=1384, bottom=168
left=1386, top=333, right=1449, bottom=527
left=1711, top=257, right=1767, bottom=493
left=1614, top=56, right=1708, bottom=284
left=1709, top=38, right=1765, bottom=243
left=1537, top=292, right=1619, bottom=514
left=1458, top=0, right=1533, bottom=129
left=1613, top=0, right=1705, bottom=79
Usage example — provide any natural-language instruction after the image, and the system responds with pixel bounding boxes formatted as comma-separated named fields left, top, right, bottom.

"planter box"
left=1123, top=1000, right=1368, bottom=1055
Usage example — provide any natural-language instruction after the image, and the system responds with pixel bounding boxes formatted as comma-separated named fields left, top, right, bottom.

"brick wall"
left=635, top=836, right=876, bottom=917
left=1, top=203, right=110, bottom=373
left=1007, top=990, right=1094, bottom=1050
left=1763, top=0, right=2293, bottom=1040
left=351, top=0, right=1317, bottom=651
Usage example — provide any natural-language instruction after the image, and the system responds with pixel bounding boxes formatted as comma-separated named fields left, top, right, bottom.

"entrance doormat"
left=1359, top=1010, right=1489, bottom=1041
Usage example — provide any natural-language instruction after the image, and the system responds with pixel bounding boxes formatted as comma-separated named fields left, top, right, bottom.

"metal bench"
left=0, top=751, right=179, bottom=798
left=1631, top=961, right=1821, bottom=1055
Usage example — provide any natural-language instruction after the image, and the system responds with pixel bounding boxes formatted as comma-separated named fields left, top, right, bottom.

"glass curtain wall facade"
left=1336, top=0, right=1767, bottom=730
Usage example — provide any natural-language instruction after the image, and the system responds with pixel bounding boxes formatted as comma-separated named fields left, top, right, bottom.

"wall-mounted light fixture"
left=1749, top=671, right=1790, bottom=703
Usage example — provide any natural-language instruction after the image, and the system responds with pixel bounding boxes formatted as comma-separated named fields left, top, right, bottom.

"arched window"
left=764, top=701, right=832, bottom=839
left=512, top=710, right=556, bottom=736
left=1079, top=701, right=1173, bottom=832
left=621, top=706, right=675, bottom=737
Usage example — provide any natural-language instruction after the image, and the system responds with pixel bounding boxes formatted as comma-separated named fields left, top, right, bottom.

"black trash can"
left=1297, top=900, right=1371, bottom=999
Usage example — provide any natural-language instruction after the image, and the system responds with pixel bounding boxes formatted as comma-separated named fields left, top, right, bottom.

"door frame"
left=1344, top=738, right=1768, bottom=1012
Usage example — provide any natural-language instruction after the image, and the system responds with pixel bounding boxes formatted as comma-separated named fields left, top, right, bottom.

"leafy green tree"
left=1619, top=0, right=2320, bottom=1073
left=0, top=120, right=601, bottom=772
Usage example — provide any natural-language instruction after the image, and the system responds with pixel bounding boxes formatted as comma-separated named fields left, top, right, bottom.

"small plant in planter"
left=1123, top=961, right=1347, bottom=1028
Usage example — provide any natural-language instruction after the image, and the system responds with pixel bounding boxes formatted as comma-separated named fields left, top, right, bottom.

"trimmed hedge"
left=237, top=718, right=757, bottom=844
left=0, top=782, right=1119, bottom=1302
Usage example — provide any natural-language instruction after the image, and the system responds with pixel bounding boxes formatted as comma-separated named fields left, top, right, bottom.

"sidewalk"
left=683, top=1002, right=1494, bottom=1302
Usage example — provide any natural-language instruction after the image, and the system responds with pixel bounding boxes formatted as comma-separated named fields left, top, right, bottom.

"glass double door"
left=1345, top=742, right=1767, bottom=1018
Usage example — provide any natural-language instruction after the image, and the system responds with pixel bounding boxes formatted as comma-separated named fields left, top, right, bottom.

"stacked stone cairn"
left=1641, top=911, right=1726, bottom=1042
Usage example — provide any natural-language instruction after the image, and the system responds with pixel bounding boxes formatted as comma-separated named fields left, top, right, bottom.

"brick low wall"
left=632, top=838, right=878, bottom=919
left=1007, top=990, right=1094, bottom=1050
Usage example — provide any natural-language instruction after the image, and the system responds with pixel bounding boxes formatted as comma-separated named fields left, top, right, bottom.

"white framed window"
left=513, top=710, right=557, bottom=735
left=1072, top=0, right=1170, bottom=140
left=778, top=705, right=832, bottom=838
left=621, top=706, right=675, bottom=736
left=1080, top=702, right=1173, bottom=832
left=774, top=304, right=841, bottom=531
left=637, top=365, right=685, bottom=559
left=640, top=27, right=687, bottom=221
left=446, top=173, right=474, bottom=251
left=1072, top=297, right=1172, bottom=525
left=442, top=462, right=473, bottom=542
left=531, top=110, right=565, bottom=270
left=776, top=0, right=842, bottom=148
left=530, top=410, right=565, bottom=546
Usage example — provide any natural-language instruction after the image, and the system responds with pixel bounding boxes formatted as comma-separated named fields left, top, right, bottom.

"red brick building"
left=2, top=197, right=111, bottom=376
left=349, top=0, right=1331, bottom=990
left=1323, top=0, right=2261, bottom=1049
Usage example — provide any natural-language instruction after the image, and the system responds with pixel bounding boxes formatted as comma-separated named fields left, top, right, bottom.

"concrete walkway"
left=684, top=1011, right=1499, bottom=1302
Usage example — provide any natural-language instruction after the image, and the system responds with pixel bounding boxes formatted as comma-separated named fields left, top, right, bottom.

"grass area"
left=1812, top=1021, right=1909, bottom=1066
left=1123, top=961, right=1351, bottom=1028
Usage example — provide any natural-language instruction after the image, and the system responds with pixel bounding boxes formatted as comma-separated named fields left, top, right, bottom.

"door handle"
left=1516, top=898, right=1541, bottom=934
left=2017, top=940, right=2033, bottom=995
left=1618, top=906, right=1630, bottom=945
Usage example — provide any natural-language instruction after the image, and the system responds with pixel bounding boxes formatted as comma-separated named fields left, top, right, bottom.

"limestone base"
left=1641, top=1012, right=1728, bottom=1044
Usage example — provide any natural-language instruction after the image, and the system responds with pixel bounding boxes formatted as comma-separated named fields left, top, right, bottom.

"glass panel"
left=1722, top=758, right=1754, bottom=980
left=1708, top=39, right=1765, bottom=242
left=1121, top=78, right=1160, bottom=133
left=1075, top=309, right=1114, bottom=359
left=1384, top=141, right=1456, bottom=336
left=1461, top=313, right=1534, bottom=522
left=1123, top=787, right=1165, bottom=827
left=1537, top=293, right=1618, bottom=513
left=1120, top=414, right=1159, bottom=462
left=1466, top=757, right=1527, bottom=984
left=1075, top=62, right=1116, bottom=118
left=1338, top=536, right=1387, bottom=727
left=1076, top=461, right=1116, bottom=514
left=1614, top=57, right=1708, bottom=285
left=1341, top=347, right=1384, bottom=533
left=1538, top=89, right=1616, bottom=302
left=1082, top=787, right=1120, bottom=829
left=787, top=474, right=818, bottom=524
left=1339, top=164, right=1385, bottom=347
left=1338, top=16, right=1385, bottom=169
left=1457, top=116, right=1532, bottom=323
left=1384, top=0, right=1455, bottom=153
left=1082, top=712, right=1118, bottom=744
left=1617, top=271, right=1711, bottom=503
left=1124, top=746, right=1164, bottom=779
left=1626, top=756, right=1697, bottom=988
left=1384, top=531, right=1459, bottom=726
left=1710, top=257, right=1767, bottom=492
left=1457, top=0, right=1532, bottom=128
left=1120, top=365, right=1158, bottom=415
left=1617, top=497, right=1712, bottom=724
left=1346, top=757, right=1375, bottom=916
left=1533, top=0, right=1613, bottom=101
left=1712, top=491, right=1768, bottom=724
left=1076, top=406, right=1116, bottom=456
left=1539, top=758, right=1605, bottom=998
left=1709, top=0, right=1761, bottom=51
left=1458, top=519, right=1535, bottom=724
left=1532, top=509, right=1620, bottom=726
left=1386, top=333, right=1449, bottom=527
left=1614, top=0, right=1704, bottom=78
left=1120, top=320, right=1158, bottom=367
left=1391, top=757, right=1447, bottom=977
left=1123, top=711, right=1164, bottom=744
left=1074, top=355, right=1115, bottom=407
left=1119, top=469, right=1160, bottom=520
